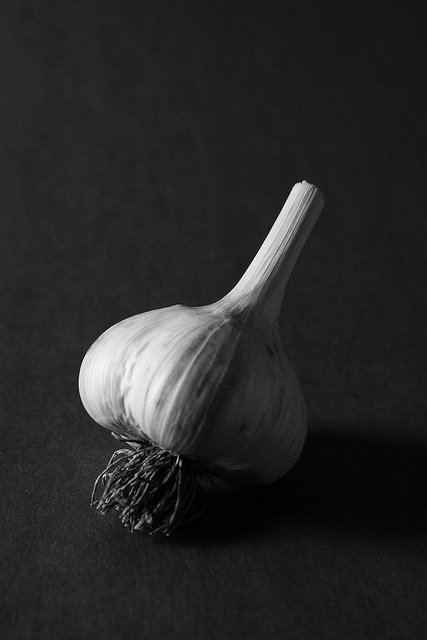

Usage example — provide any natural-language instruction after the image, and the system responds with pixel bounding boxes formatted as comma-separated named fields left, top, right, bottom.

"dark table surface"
left=0, top=1, right=425, bottom=639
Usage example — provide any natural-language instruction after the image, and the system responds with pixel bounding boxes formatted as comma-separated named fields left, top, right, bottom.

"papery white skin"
left=79, top=182, right=324, bottom=486
left=79, top=305, right=306, bottom=484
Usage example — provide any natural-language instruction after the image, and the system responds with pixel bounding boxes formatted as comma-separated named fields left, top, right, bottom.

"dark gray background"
left=0, top=1, right=425, bottom=639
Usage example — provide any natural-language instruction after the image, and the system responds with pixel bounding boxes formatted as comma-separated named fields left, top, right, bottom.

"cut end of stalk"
left=91, top=441, right=206, bottom=536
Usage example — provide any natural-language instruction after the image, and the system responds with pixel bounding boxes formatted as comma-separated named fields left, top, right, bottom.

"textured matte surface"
left=0, top=1, right=425, bottom=639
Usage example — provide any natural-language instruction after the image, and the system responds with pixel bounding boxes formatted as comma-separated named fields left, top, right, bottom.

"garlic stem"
left=223, top=181, right=324, bottom=320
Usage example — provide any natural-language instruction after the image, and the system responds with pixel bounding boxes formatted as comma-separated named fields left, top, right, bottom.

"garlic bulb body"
left=79, top=303, right=306, bottom=484
left=79, top=181, right=324, bottom=532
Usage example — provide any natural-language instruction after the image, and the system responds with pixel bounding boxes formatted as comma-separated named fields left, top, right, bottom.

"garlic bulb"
left=79, top=181, right=324, bottom=534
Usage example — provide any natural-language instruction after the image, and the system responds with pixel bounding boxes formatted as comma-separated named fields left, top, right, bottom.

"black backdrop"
left=0, top=1, right=425, bottom=639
